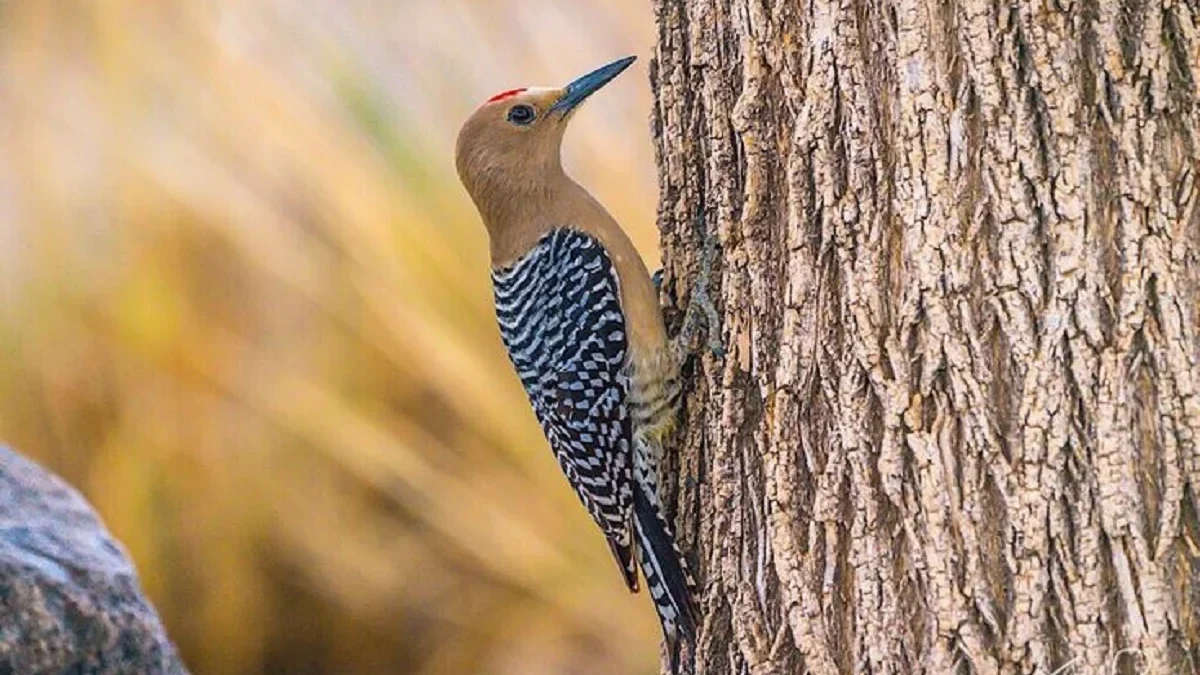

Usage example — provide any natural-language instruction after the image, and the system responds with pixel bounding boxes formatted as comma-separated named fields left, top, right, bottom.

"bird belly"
left=627, top=349, right=680, bottom=449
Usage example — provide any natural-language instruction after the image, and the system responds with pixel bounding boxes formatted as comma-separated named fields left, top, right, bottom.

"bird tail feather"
left=633, top=481, right=698, bottom=648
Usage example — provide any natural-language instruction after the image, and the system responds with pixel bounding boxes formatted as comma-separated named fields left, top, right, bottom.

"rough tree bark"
left=649, top=0, right=1200, bottom=674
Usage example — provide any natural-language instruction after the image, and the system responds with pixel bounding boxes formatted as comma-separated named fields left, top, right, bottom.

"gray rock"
left=0, top=446, right=190, bottom=675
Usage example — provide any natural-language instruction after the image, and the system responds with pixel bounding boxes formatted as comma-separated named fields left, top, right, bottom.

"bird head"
left=455, top=56, right=636, bottom=221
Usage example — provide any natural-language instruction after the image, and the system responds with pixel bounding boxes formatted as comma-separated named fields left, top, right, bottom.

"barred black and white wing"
left=491, top=228, right=638, bottom=590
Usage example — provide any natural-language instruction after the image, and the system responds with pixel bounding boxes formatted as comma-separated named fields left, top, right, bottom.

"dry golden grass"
left=0, top=1, right=663, bottom=673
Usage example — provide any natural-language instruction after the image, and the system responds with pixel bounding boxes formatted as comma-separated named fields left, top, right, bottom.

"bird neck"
left=479, top=169, right=600, bottom=267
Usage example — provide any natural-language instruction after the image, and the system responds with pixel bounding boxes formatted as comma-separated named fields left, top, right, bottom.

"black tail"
left=633, top=481, right=698, bottom=649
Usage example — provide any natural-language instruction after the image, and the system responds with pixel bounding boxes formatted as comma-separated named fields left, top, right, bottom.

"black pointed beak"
left=549, top=55, right=636, bottom=116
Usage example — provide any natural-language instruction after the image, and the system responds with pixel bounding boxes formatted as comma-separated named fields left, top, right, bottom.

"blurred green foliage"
left=0, top=1, right=663, bottom=673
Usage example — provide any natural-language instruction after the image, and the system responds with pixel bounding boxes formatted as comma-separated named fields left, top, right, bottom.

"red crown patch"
left=486, top=87, right=527, bottom=103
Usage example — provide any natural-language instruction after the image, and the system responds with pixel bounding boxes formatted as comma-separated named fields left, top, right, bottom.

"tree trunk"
left=648, top=1, right=1200, bottom=673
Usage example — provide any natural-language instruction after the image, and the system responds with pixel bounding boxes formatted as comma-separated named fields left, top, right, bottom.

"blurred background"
left=0, top=1, right=663, bottom=673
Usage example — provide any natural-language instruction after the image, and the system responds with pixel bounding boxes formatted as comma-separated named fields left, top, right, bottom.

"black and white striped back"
left=491, top=228, right=637, bottom=583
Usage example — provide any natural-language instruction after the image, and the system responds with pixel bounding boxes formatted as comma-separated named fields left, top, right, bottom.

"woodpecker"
left=455, top=55, right=720, bottom=661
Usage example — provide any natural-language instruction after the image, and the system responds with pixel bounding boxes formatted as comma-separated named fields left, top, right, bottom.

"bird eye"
left=507, top=104, right=537, bottom=126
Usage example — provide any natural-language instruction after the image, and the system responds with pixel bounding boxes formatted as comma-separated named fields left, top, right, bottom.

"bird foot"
left=670, top=214, right=724, bottom=362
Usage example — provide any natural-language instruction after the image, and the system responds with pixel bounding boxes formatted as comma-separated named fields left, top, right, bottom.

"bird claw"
left=682, top=282, right=724, bottom=359
left=671, top=209, right=725, bottom=362
left=699, top=295, right=725, bottom=359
